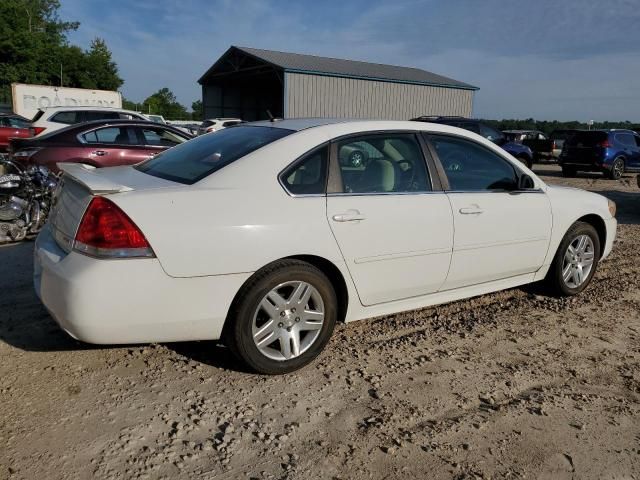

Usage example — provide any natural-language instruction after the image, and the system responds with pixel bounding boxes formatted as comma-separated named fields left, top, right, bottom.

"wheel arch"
left=576, top=214, right=607, bottom=257
left=222, top=254, right=350, bottom=343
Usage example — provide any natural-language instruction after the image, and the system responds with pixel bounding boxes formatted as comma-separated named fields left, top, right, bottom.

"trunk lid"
left=48, top=164, right=178, bottom=252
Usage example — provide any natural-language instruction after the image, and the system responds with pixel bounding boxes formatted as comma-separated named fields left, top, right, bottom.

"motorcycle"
left=0, top=156, right=58, bottom=243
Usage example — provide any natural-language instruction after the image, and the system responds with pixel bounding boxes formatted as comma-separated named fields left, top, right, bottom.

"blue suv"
left=559, top=129, right=640, bottom=179
left=411, top=116, right=534, bottom=168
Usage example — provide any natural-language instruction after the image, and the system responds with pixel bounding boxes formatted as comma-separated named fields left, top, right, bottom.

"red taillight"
left=599, top=140, right=612, bottom=148
left=74, top=197, right=154, bottom=258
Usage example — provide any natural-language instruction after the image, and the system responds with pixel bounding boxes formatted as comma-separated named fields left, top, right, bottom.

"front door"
left=326, top=133, right=453, bottom=306
left=426, top=134, right=552, bottom=290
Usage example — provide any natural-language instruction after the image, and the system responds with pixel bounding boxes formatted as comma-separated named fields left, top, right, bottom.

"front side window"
left=82, top=127, right=133, bottom=145
left=429, top=135, right=518, bottom=191
left=136, top=125, right=293, bottom=184
left=336, top=134, right=431, bottom=194
left=281, top=146, right=328, bottom=195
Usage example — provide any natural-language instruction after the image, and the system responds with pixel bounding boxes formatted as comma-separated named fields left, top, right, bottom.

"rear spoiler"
left=58, top=163, right=132, bottom=194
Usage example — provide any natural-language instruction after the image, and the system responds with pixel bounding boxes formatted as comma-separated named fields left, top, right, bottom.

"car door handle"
left=91, top=150, right=108, bottom=156
left=332, top=210, right=366, bottom=222
left=459, top=206, right=484, bottom=215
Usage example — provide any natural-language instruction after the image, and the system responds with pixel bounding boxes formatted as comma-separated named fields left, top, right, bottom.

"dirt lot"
left=1, top=165, right=639, bottom=480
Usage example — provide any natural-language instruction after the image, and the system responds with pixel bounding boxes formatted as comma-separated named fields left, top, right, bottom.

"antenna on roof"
left=266, top=110, right=275, bottom=122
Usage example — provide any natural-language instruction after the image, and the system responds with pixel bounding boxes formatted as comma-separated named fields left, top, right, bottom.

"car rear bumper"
left=34, top=225, right=251, bottom=344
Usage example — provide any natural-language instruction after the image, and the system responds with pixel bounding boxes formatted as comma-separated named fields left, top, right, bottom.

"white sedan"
left=34, top=119, right=617, bottom=374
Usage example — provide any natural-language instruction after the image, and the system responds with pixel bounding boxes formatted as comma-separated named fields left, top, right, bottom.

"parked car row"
left=411, top=116, right=535, bottom=168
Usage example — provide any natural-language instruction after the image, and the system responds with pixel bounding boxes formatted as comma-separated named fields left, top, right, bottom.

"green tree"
left=0, top=0, right=123, bottom=104
left=122, top=97, right=140, bottom=112
left=191, top=100, right=203, bottom=121
left=142, top=88, right=189, bottom=120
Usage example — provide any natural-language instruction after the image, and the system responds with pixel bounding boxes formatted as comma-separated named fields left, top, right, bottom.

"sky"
left=59, top=0, right=640, bottom=121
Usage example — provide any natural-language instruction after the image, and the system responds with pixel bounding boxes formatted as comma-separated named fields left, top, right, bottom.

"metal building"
left=198, top=46, right=478, bottom=121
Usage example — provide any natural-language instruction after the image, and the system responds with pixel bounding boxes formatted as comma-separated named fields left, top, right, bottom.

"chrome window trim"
left=326, top=190, right=446, bottom=197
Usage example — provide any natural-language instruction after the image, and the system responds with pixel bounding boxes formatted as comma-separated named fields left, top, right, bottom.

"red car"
left=0, top=114, right=32, bottom=152
left=8, top=119, right=192, bottom=172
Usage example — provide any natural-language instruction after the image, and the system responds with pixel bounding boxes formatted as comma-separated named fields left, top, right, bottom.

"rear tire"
left=561, top=166, right=576, bottom=177
left=517, top=154, right=533, bottom=169
left=545, top=221, right=600, bottom=297
left=225, top=260, right=337, bottom=374
left=608, top=157, right=625, bottom=180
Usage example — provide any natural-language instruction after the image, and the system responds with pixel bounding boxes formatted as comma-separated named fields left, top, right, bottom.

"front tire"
left=225, top=260, right=337, bottom=374
left=608, top=157, right=625, bottom=180
left=545, top=221, right=600, bottom=296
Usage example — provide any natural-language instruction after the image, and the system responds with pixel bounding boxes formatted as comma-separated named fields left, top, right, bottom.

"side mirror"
left=518, top=173, right=535, bottom=190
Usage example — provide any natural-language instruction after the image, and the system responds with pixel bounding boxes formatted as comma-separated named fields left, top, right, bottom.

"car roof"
left=502, top=130, right=542, bottom=134
left=249, top=118, right=357, bottom=131
left=36, top=119, right=192, bottom=139
left=39, top=106, right=142, bottom=114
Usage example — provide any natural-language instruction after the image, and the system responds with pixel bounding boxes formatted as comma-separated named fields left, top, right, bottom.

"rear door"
left=631, top=135, right=640, bottom=170
left=79, top=125, right=151, bottom=166
left=426, top=133, right=552, bottom=290
left=616, top=133, right=640, bottom=170
left=326, top=132, right=453, bottom=306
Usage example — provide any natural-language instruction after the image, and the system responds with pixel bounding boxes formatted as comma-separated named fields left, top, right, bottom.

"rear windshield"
left=135, top=125, right=293, bottom=184
left=566, top=131, right=608, bottom=147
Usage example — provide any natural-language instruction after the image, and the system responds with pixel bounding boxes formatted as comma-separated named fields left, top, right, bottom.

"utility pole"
left=60, top=64, right=63, bottom=87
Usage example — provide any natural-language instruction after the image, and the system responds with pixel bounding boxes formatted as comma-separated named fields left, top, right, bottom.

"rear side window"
left=82, top=127, right=133, bottom=144
left=139, top=127, right=187, bottom=147
left=84, top=111, right=120, bottom=121
left=281, top=146, right=328, bottom=195
left=51, top=111, right=78, bottom=124
left=222, top=120, right=241, bottom=127
left=615, top=133, right=636, bottom=147
left=1, top=116, right=30, bottom=128
left=567, top=131, right=607, bottom=147
left=429, top=135, right=518, bottom=191
left=136, top=125, right=293, bottom=184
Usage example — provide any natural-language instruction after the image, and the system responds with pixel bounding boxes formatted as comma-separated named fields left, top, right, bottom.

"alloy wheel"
left=561, top=234, right=595, bottom=288
left=252, top=281, right=325, bottom=361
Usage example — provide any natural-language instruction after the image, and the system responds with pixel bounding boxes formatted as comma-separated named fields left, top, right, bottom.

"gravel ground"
left=1, top=165, right=639, bottom=480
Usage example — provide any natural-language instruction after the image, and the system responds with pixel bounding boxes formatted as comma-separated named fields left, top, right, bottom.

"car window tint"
left=7, top=117, right=30, bottom=128
left=83, top=127, right=132, bottom=145
left=429, top=135, right=518, bottom=191
left=615, top=133, right=635, bottom=147
left=336, top=134, right=430, bottom=194
left=222, top=121, right=241, bottom=127
left=281, top=146, right=328, bottom=195
left=479, top=124, right=502, bottom=141
left=85, top=111, right=120, bottom=121
left=136, top=125, right=293, bottom=184
left=140, top=127, right=186, bottom=147
left=119, top=113, right=137, bottom=120
left=51, top=111, right=78, bottom=124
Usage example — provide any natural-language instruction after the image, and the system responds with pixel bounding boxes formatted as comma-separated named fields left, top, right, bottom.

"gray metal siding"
left=285, top=72, right=474, bottom=119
